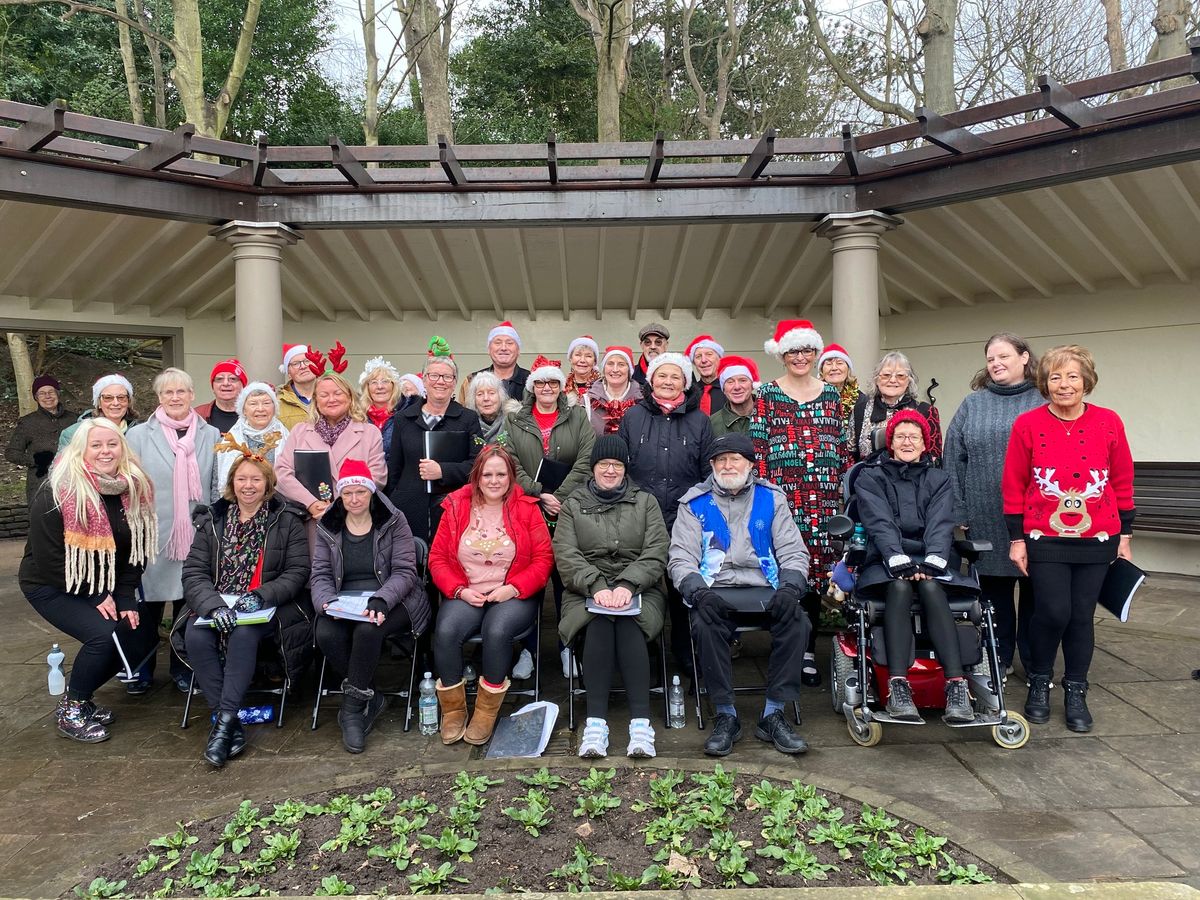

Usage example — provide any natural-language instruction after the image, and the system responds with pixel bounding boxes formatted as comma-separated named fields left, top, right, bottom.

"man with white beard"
left=668, top=433, right=812, bottom=757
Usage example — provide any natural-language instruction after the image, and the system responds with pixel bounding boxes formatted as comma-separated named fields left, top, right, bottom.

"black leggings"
left=24, top=586, right=159, bottom=702
left=185, top=619, right=272, bottom=714
left=884, top=579, right=963, bottom=679
left=979, top=575, right=1033, bottom=671
left=315, top=606, right=412, bottom=690
left=434, top=597, right=537, bottom=685
left=1027, top=560, right=1109, bottom=682
left=142, top=599, right=189, bottom=679
left=582, top=616, right=651, bottom=719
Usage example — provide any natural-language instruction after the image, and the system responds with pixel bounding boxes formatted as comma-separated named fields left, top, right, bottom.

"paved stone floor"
left=1, top=537, right=1198, bottom=898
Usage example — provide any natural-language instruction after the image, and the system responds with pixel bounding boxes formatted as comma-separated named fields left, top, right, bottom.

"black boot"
left=338, top=681, right=373, bottom=754
left=204, top=712, right=238, bottom=767
left=1024, top=674, right=1051, bottom=724
left=227, top=718, right=247, bottom=759
left=1062, top=679, right=1093, bottom=733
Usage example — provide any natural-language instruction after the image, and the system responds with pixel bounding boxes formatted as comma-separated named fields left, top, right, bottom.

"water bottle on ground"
left=418, top=671, right=439, bottom=735
left=667, top=675, right=686, bottom=728
left=47, top=644, right=66, bottom=696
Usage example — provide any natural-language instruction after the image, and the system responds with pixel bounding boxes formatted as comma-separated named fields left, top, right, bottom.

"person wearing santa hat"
left=564, top=335, right=600, bottom=410
left=57, top=373, right=141, bottom=451
left=685, top=335, right=727, bottom=416
left=463, top=322, right=531, bottom=405
left=194, top=358, right=248, bottom=434
left=277, top=343, right=319, bottom=430
left=586, top=345, right=643, bottom=436
left=751, top=319, right=851, bottom=687
left=709, top=355, right=759, bottom=437
left=817, top=343, right=859, bottom=424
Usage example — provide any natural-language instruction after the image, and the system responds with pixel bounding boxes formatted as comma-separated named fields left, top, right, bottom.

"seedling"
left=263, top=800, right=322, bottom=827
left=315, top=874, right=356, bottom=896
left=503, top=789, right=553, bottom=836
left=808, top=821, right=870, bottom=859
left=221, top=801, right=263, bottom=854
left=367, top=840, right=418, bottom=872
left=549, top=842, right=607, bottom=892
left=383, top=812, right=430, bottom=838
left=446, top=802, right=482, bottom=837
left=747, top=779, right=794, bottom=812
left=573, top=792, right=622, bottom=818
left=606, top=870, right=643, bottom=891
left=418, top=827, right=478, bottom=861
left=361, top=786, right=396, bottom=805
left=73, top=878, right=127, bottom=900
left=862, top=843, right=912, bottom=885
left=395, top=795, right=439, bottom=816
left=516, top=768, right=568, bottom=791
left=756, top=843, right=839, bottom=880
left=407, top=861, right=468, bottom=895
left=907, top=828, right=948, bottom=868
left=577, top=767, right=616, bottom=794
left=453, top=772, right=503, bottom=795
left=133, top=855, right=159, bottom=879
left=858, top=804, right=900, bottom=837
left=148, top=822, right=199, bottom=862
left=241, top=830, right=302, bottom=875
left=798, top=795, right=832, bottom=822
left=198, top=876, right=262, bottom=897
left=319, top=819, right=370, bottom=853
left=713, top=844, right=759, bottom=886
left=937, top=853, right=994, bottom=884
left=638, top=860, right=700, bottom=889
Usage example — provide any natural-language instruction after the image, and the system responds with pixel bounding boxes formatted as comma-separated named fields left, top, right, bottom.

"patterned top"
left=458, top=503, right=516, bottom=594
left=215, top=504, right=269, bottom=594
left=749, top=381, right=850, bottom=582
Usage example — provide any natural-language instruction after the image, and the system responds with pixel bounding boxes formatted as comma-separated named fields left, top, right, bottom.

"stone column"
left=210, top=221, right=301, bottom=384
left=814, top=211, right=901, bottom=373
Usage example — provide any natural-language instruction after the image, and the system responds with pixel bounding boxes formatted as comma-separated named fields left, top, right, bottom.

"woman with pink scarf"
left=126, top=367, right=221, bottom=694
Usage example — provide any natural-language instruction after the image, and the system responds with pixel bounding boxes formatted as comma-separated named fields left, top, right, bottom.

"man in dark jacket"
left=631, top=322, right=670, bottom=388
left=463, top=321, right=531, bottom=404
left=5, top=375, right=73, bottom=501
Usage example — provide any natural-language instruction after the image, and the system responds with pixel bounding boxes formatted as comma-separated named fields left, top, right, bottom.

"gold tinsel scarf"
left=58, top=470, right=157, bottom=595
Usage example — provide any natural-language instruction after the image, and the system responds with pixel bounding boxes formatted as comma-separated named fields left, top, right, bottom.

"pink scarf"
left=154, top=406, right=202, bottom=560
left=653, top=393, right=687, bottom=416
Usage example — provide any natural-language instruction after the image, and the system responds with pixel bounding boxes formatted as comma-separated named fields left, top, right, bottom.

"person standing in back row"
left=464, top=321, right=531, bottom=405
left=6, top=374, right=73, bottom=501
left=632, top=323, right=670, bottom=388
left=686, top=335, right=727, bottom=416
left=194, top=359, right=248, bottom=434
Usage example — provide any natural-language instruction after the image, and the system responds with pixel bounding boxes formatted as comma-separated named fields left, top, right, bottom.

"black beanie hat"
left=708, top=432, right=756, bottom=464
left=590, top=435, right=630, bottom=468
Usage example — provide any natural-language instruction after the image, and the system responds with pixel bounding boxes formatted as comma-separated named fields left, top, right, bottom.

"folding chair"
left=310, top=537, right=429, bottom=733
left=463, top=600, right=542, bottom=704
left=565, top=629, right=669, bottom=731
left=180, top=636, right=290, bottom=729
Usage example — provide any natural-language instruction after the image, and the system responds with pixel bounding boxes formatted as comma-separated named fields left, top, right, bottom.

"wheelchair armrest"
left=825, top=514, right=855, bottom=540
left=953, top=538, right=992, bottom=562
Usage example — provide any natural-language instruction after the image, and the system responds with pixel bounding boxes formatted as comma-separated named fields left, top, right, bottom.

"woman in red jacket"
left=1002, top=345, right=1135, bottom=733
left=429, top=445, right=553, bottom=745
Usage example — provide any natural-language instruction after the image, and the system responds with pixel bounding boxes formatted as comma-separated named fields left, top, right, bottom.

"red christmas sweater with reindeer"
left=1001, top=403, right=1135, bottom=563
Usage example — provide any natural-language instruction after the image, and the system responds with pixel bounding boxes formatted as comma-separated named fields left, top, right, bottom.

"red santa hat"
left=600, top=345, right=634, bottom=372
left=763, top=319, right=824, bottom=358
left=487, top=321, right=522, bottom=349
left=885, top=409, right=931, bottom=449
left=566, top=335, right=600, bottom=362
left=645, top=352, right=693, bottom=389
left=335, top=458, right=377, bottom=496
left=525, top=355, right=567, bottom=393
left=818, top=343, right=853, bottom=372
left=210, top=358, right=247, bottom=386
left=685, top=335, right=725, bottom=360
left=280, top=343, right=308, bottom=375
left=718, top=355, right=760, bottom=389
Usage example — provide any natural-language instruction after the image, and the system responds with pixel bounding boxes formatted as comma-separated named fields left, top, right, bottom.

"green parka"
left=504, top=394, right=595, bottom=502
left=553, top=480, right=669, bottom=644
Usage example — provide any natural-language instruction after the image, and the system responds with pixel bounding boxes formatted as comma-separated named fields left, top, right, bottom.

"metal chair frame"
left=565, top=629, right=669, bottom=731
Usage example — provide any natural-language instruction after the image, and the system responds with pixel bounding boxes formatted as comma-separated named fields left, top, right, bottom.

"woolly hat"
left=525, top=355, right=567, bottom=393
left=685, top=335, right=725, bottom=361
left=358, top=356, right=401, bottom=387
left=600, top=345, right=634, bottom=373
left=335, top=458, right=376, bottom=496
left=399, top=373, right=426, bottom=399
left=885, top=409, right=931, bottom=450
left=718, top=355, right=760, bottom=389
left=818, top=343, right=853, bottom=372
left=32, top=374, right=60, bottom=397
left=235, top=382, right=278, bottom=418
left=566, top=335, right=600, bottom=362
left=280, top=343, right=307, bottom=375
left=590, top=434, right=630, bottom=468
left=210, top=358, right=247, bottom=386
left=764, top=319, right=823, bottom=357
left=487, top=321, right=522, bottom=349
left=645, top=352, right=693, bottom=389
left=92, top=373, right=134, bottom=407
left=708, top=432, right=756, bottom=464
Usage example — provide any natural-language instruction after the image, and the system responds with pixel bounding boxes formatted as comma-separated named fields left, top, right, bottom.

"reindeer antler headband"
left=215, top=431, right=283, bottom=463
left=307, top=341, right=349, bottom=377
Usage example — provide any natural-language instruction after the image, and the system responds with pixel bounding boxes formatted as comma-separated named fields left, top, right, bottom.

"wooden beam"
left=427, top=231, right=472, bottom=319
left=171, top=254, right=234, bottom=313
left=765, top=234, right=821, bottom=317
left=330, top=137, right=375, bottom=187
left=468, top=228, right=505, bottom=320
left=985, top=197, right=1095, bottom=292
left=37, top=215, right=125, bottom=300
left=877, top=268, right=891, bottom=317
left=337, top=230, right=404, bottom=320
left=302, top=234, right=373, bottom=320
left=140, top=240, right=223, bottom=313
left=382, top=230, right=438, bottom=320
left=628, top=227, right=648, bottom=321
left=879, top=249, right=942, bottom=308
left=186, top=284, right=234, bottom=320
left=696, top=224, right=735, bottom=318
left=438, top=134, right=467, bottom=186
left=219, top=137, right=283, bottom=187
left=881, top=242, right=973, bottom=306
left=82, top=221, right=190, bottom=304
left=644, top=132, right=664, bottom=183
left=513, top=230, right=537, bottom=321
left=0, top=208, right=72, bottom=295
left=557, top=227, right=570, bottom=321
left=281, top=266, right=337, bottom=321
left=1043, top=187, right=1141, bottom=288
left=1162, top=166, right=1200, bottom=230
left=546, top=133, right=558, bottom=186
left=737, top=129, right=776, bottom=179
left=900, top=218, right=1011, bottom=300
left=126, top=125, right=195, bottom=171
left=840, top=124, right=887, bottom=176
left=915, top=107, right=990, bottom=154
left=595, top=228, right=605, bottom=320
left=4, top=100, right=66, bottom=152
left=663, top=225, right=696, bottom=319
left=1102, top=177, right=1189, bottom=282
left=940, top=206, right=1052, bottom=297
left=730, top=223, right=783, bottom=318
left=882, top=270, right=936, bottom=309
left=1038, top=76, right=1105, bottom=129
left=799, top=264, right=832, bottom=314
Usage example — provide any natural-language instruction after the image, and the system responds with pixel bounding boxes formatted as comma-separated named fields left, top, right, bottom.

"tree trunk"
left=114, top=0, right=144, bottom=125
left=33, top=334, right=47, bottom=374
left=362, top=0, right=381, bottom=146
left=137, top=0, right=168, bottom=127
left=170, top=0, right=262, bottom=138
left=1151, top=0, right=1191, bottom=89
left=917, top=0, right=958, bottom=114
left=571, top=0, right=633, bottom=143
left=6, top=334, right=35, bottom=417
left=680, top=0, right=742, bottom=141
left=399, top=0, right=454, bottom=144
left=1100, top=0, right=1129, bottom=73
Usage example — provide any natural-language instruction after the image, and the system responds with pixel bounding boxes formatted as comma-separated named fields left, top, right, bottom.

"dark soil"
left=81, top=766, right=1006, bottom=897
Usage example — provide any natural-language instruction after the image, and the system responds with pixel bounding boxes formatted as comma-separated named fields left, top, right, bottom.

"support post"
left=814, top=211, right=902, bottom=372
left=210, top=221, right=301, bottom=384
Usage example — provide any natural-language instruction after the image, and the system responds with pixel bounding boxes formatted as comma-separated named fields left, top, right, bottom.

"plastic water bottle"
left=667, top=675, right=686, bottom=729
left=419, top=672, right=439, bottom=735
left=462, top=662, right=477, bottom=684
left=47, top=644, right=66, bottom=696
left=849, top=523, right=868, bottom=552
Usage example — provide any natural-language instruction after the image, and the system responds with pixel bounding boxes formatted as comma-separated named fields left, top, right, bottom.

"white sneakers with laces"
left=512, top=649, right=534, bottom=681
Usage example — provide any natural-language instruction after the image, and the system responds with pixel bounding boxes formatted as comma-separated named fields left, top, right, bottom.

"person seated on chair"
left=180, top=447, right=309, bottom=768
left=668, top=433, right=813, bottom=758
left=853, top=409, right=975, bottom=724
left=311, top=459, right=429, bottom=754
left=429, top=445, right=554, bottom=746
left=554, top=435, right=670, bottom=760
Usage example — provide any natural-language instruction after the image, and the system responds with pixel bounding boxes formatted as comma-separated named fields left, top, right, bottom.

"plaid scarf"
left=59, top=469, right=156, bottom=595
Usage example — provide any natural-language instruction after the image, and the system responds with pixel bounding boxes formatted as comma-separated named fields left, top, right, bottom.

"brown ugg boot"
left=437, top=679, right=468, bottom=744
left=463, top=678, right=509, bottom=745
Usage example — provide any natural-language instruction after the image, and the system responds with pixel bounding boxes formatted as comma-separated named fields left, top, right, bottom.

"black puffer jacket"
left=617, top=389, right=714, bottom=529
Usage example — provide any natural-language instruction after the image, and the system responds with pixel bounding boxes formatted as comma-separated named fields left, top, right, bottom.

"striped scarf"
left=59, top=470, right=156, bottom=595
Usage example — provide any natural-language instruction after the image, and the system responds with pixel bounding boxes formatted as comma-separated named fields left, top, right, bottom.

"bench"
left=1133, top=462, right=1200, bottom=535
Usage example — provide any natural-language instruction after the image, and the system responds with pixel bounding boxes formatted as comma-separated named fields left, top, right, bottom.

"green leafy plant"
left=638, top=860, right=701, bottom=889
left=384, top=812, right=431, bottom=838
left=407, top=861, right=468, bottom=895
left=636, top=770, right=685, bottom=813
left=689, top=763, right=734, bottom=792
left=606, top=869, right=643, bottom=891
left=74, top=878, right=128, bottom=900
left=747, top=779, right=795, bottom=812
left=573, top=792, right=622, bottom=818
left=150, top=877, right=174, bottom=899
left=395, top=795, right=439, bottom=817
left=907, top=827, right=949, bottom=868
left=760, top=803, right=800, bottom=845
left=199, top=876, right=262, bottom=898
left=858, top=804, right=901, bottom=837
left=183, top=845, right=237, bottom=890
left=756, top=842, right=839, bottom=880
left=516, top=767, right=568, bottom=790
left=368, top=840, right=419, bottom=872
left=315, top=874, right=356, bottom=896
left=714, top=844, right=759, bottom=886
left=241, top=830, right=302, bottom=875
left=263, top=799, right=324, bottom=827
left=133, top=855, right=160, bottom=878
left=418, top=827, right=478, bottom=861
left=446, top=802, right=482, bottom=837
left=808, top=820, right=870, bottom=859
left=324, top=794, right=354, bottom=815
left=361, top=786, right=396, bottom=805
left=221, top=801, right=263, bottom=854
left=148, top=821, right=200, bottom=870
left=503, top=789, right=553, bottom=836
left=799, top=795, right=833, bottom=822
left=453, top=772, right=503, bottom=795
left=937, top=853, right=994, bottom=884
left=577, top=767, right=617, bottom=794
left=861, top=843, right=912, bottom=885
left=549, top=842, right=607, bottom=892
left=642, top=808, right=699, bottom=845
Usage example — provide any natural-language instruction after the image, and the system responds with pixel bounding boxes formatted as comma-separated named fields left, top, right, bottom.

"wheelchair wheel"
left=848, top=717, right=883, bottom=747
left=992, top=712, right=1030, bottom=750
left=831, top=640, right=854, bottom=714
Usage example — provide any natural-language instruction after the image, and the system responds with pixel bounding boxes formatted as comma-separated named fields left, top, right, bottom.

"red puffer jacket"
left=429, top=483, right=554, bottom=600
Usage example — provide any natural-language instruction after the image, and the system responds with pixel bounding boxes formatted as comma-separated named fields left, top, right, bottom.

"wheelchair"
left=825, top=465, right=1030, bottom=751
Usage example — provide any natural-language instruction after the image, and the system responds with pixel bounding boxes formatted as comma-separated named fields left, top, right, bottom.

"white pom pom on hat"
left=645, top=352, right=693, bottom=389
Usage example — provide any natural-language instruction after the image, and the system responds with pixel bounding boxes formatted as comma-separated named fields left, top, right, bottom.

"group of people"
left=11, top=315, right=1134, bottom=767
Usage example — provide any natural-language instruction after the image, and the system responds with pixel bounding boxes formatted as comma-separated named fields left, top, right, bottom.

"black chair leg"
left=792, top=699, right=802, bottom=727
left=404, top=648, right=418, bottom=733
left=568, top=641, right=577, bottom=731
left=688, top=615, right=704, bottom=730
left=659, top=632, right=670, bottom=728
left=180, top=671, right=196, bottom=729
left=276, top=676, right=287, bottom=728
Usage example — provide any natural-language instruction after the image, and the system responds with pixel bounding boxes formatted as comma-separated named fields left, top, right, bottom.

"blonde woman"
left=360, top=357, right=404, bottom=449
left=20, top=419, right=158, bottom=742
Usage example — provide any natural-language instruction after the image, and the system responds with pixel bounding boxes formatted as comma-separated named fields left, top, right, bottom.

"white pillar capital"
left=814, top=210, right=903, bottom=243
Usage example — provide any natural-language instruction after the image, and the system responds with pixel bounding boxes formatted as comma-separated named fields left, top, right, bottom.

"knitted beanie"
left=91, top=374, right=134, bottom=407
left=590, top=435, right=630, bottom=468
left=645, top=352, right=693, bottom=389
left=885, top=408, right=931, bottom=448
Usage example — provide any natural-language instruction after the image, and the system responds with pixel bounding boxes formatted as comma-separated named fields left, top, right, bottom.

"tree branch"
left=0, top=0, right=180, bottom=55
left=217, top=0, right=263, bottom=124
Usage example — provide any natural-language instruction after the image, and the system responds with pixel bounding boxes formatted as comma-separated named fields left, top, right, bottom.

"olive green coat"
left=553, top=481, right=669, bottom=644
left=504, top=394, right=595, bottom=502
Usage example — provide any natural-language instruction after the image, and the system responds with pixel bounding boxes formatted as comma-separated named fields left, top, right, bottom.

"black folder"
left=423, top=431, right=471, bottom=493
left=535, top=456, right=572, bottom=494
left=1096, top=557, right=1147, bottom=623
left=292, top=449, right=333, bottom=502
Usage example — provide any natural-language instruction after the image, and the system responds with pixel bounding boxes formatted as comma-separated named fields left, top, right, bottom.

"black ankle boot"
left=204, top=712, right=238, bottom=767
left=227, top=717, right=246, bottom=759
left=1024, top=674, right=1051, bottom=724
left=1062, top=679, right=1093, bottom=733
left=338, top=681, right=373, bottom=754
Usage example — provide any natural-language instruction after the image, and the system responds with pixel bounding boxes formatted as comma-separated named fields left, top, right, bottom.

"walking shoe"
left=1024, top=674, right=1052, bottom=724
left=55, top=697, right=110, bottom=743
left=754, top=710, right=809, bottom=755
left=943, top=678, right=975, bottom=723
left=338, top=681, right=374, bottom=754
left=125, top=678, right=152, bottom=696
left=173, top=672, right=193, bottom=694
left=1062, top=679, right=1093, bottom=733
left=512, top=649, right=534, bottom=681
left=704, top=713, right=742, bottom=756
left=885, top=677, right=921, bottom=721
left=560, top=648, right=579, bottom=680
left=578, top=718, right=609, bottom=758
left=626, top=718, right=656, bottom=759
left=79, top=700, right=115, bottom=726
left=800, top=653, right=822, bottom=687
left=227, top=717, right=246, bottom=759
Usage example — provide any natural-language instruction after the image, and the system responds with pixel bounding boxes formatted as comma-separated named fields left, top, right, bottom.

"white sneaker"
left=512, top=649, right=534, bottom=681
left=627, top=718, right=656, bottom=758
left=560, top=647, right=579, bottom=680
left=578, top=718, right=609, bottom=758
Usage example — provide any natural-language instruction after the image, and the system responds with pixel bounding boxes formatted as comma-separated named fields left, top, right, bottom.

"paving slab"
left=1106, top=681, right=1200, bottom=733
left=1102, top=734, right=1200, bottom=803
left=1097, top=636, right=1200, bottom=682
left=1111, top=806, right=1200, bottom=872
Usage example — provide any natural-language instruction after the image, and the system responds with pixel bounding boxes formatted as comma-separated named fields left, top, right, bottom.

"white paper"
left=326, top=591, right=376, bottom=622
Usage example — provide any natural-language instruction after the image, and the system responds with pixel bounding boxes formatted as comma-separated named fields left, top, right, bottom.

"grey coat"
left=668, top=474, right=811, bottom=603
left=126, top=414, right=221, bottom=602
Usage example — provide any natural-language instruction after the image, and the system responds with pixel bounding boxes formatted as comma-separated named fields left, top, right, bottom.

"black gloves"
left=32, top=451, right=53, bottom=477
left=692, top=588, right=729, bottom=627
left=920, top=554, right=949, bottom=579
left=211, top=606, right=238, bottom=635
left=887, top=554, right=919, bottom=579
left=233, top=593, right=261, bottom=613
left=768, top=583, right=806, bottom=624
left=367, top=597, right=388, bottom=617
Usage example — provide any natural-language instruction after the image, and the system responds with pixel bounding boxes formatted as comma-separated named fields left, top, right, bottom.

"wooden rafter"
left=1043, top=187, right=1141, bottom=289
left=1102, top=177, right=1188, bottom=282
left=695, top=224, right=735, bottom=318
left=939, top=206, right=1051, bottom=297
left=662, top=225, right=696, bottom=319
left=730, top=223, right=783, bottom=318
left=512, top=230, right=537, bottom=321
left=383, top=231, right=438, bottom=321
left=469, top=228, right=505, bottom=320
left=627, top=227, right=649, bottom=321
left=984, top=197, right=1095, bottom=293
left=335, top=230, right=404, bottom=321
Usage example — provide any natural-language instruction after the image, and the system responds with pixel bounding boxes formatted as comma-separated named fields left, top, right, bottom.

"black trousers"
left=666, top=581, right=693, bottom=676
left=979, top=575, right=1033, bottom=671
left=315, top=606, right=412, bottom=690
left=185, top=619, right=272, bottom=714
left=434, top=597, right=537, bottom=685
left=883, top=579, right=964, bottom=679
left=691, top=601, right=810, bottom=708
left=24, top=585, right=159, bottom=702
left=1027, top=560, right=1109, bottom=682
left=581, top=615, right=652, bottom=719
left=142, top=599, right=189, bottom=679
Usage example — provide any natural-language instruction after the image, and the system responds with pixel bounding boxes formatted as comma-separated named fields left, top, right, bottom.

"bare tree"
left=917, top=0, right=957, bottom=112
left=679, top=0, right=744, bottom=139
left=6, top=335, right=34, bottom=417
left=571, top=0, right=635, bottom=141
left=397, top=0, right=456, bottom=142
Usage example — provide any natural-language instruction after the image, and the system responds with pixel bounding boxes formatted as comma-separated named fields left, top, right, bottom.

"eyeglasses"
left=534, top=381, right=559, bottom=389
left=893, top=434, right=924, bottom=445
left=783, top=348, right=818, bottom=358
left=425, top=373, right=455, bottom=383
left=595, top=461, right=625, bottom=472
left=99, top=394, right=129, bottom=404
left=287, top=359, right=309, bottom=369
left=879, top=373, right=909, bottom=382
